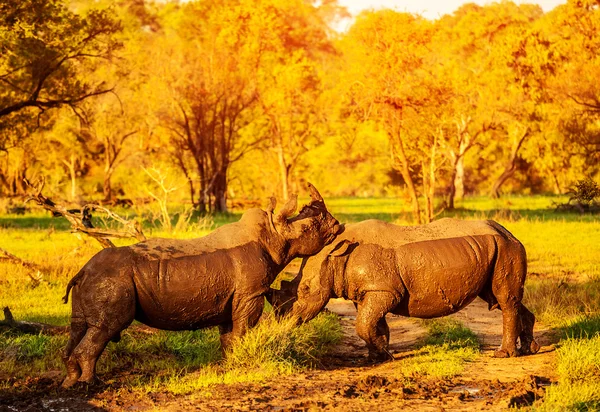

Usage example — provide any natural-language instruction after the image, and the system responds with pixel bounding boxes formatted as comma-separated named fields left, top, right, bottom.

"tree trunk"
left=277, top=145, right=290, bottom=201
left=423, top=133, right=437, bottom=223
left=446, top=145, right=467, bottom=210
left=212, top=170, right=228, bottom=213
left=62, top=154, right=77, bottom=201
left=103, top=172, right=113, bottom=202
left=422, top=161, right=432, bottom=224
left=447, top=160, right=457, bottom=210
left=548, top=169, right=562, bottom=195
left=103, top=150, right=115, bottom=201
left=455, top=158, right=465, bottom=200
left=194, top=154, right=207, bottom=214
left=69, top=156, right=77, bottom=202
left=490, top=126, right=529, bottom=199
left=391, top=131, right=421, bottom=224
left=490, top=167, right=516, bottom=199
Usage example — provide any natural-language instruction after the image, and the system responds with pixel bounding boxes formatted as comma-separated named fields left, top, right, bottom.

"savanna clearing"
left=1, top=196, right=600, bottom=411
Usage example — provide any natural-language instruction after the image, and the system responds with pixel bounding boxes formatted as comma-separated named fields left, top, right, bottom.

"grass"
left=145, top=312, right=343, bottom=395
left=394, top=318, right=480, bottom=379
left=0, top=312, right=342, bottom=394
left=1, top=194, right=599, bottom=407
left=0, top=333, right=67, bottom=379
left=532, top=333, right=600, bottom=411
left=528, top=297, right=600, bottom=411
left=523, top=279, right=600, bottom=327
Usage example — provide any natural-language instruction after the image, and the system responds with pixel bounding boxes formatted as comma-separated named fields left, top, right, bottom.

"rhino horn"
left=307, top=182, right=323, bottom=202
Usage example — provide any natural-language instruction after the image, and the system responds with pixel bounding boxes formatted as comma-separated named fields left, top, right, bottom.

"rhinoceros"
left=61, top=184, right=341, bottom=388
left=275, top=218, right=539, bottom=361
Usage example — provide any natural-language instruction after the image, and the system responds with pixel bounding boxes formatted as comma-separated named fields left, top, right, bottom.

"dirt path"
left=152, top=299, right=557, bottom=411
left=0, top=299, right=557, bottom=411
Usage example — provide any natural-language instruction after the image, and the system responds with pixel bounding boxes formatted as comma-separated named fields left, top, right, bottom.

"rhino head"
left=264, top=182, right=342, bottom=262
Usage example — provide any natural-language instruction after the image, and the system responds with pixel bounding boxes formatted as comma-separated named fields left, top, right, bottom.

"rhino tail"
left=62, top=269, right=85, bottom=304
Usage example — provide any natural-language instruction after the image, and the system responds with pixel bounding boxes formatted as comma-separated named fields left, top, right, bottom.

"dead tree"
left=24, top=178, right=146, bottom=248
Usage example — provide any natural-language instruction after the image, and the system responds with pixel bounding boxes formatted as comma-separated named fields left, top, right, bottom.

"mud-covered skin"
left=286, top=218, right=540, bottom=361
left=61, top=184, right=341, bottom=389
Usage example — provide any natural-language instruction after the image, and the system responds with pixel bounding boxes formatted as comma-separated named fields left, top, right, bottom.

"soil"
left=0, top=299, right=557, bottom=411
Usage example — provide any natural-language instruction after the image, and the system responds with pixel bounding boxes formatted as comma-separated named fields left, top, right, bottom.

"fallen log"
left=0, top=307, right=68, bottom=335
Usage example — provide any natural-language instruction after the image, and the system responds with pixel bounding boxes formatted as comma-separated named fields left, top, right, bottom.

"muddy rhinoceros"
left=61, top=184, right=341, bottom=388
left=276, top=218, right=540, bottom=361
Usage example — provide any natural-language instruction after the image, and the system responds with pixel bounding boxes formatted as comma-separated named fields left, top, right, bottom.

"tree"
left=77, top=100, right=139, bottom=202
left=0, top=0, right=121, bottom=145
left=541, top=0, right=600, bottom=182
left=148, top=1, right=262, bottom=213
left=342, top=10, right=451, bottom=223
left=254, top=0, right=339, bottom=199
left=433, top=2, right=545, bottom=201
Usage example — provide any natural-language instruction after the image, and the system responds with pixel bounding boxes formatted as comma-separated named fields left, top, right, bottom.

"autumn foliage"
left=1, top=0, right=599, bottom=220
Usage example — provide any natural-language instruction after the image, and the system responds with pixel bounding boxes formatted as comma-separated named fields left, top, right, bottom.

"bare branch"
left=24, top=178, right=146, bottom=248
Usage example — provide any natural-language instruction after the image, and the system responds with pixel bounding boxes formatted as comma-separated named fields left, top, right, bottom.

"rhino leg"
left=496, top=301, right=521, bottom=358
left=71, top=326, right=114, bottom=385
left=62, top=277, right=135, bottom=388
left=355, top=291, right=397, bottom=361
left=62, top=319, right=87, bottom=388
left=219, top=294, right=264, bottom=353
left=62, top=290, right=87, bottom=388
left=218, top=322, right=234, bottom=354
left=518, top=304, right=540, bottom=355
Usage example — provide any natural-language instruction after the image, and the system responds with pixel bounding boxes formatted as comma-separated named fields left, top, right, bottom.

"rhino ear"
left=276, top=194, right=298, bottom=222
left=328, top=239, right=358, bottom=257
left=266, top=196, right=276, bottom=214
left=266, top=197, right=278, bottom=232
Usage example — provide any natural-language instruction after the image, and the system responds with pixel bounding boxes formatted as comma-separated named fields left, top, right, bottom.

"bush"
left=225, top=312, right=343, bottom=370
left=555, top=177, right=600, bottom=213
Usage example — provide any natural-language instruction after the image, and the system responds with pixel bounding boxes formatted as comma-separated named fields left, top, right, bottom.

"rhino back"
left=131, top=241, right=271, bottom=330
left=392, top=234, right=498, bottom=318
left=129, top=218, right=263, bottom=260
left=331, top=219, right=517, bottom=318
left=341, top=218, right=504, bottom=248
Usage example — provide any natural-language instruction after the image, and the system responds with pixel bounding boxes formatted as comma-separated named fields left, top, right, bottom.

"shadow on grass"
left=0, top=215, right=72, bottom=230
left=560, top=315, right=600, bottom=340
left=322, top=208, right=599, bottom=225
left=0, top=212, right=243, bottom=231
left=439, top=207, right=600, bottom=222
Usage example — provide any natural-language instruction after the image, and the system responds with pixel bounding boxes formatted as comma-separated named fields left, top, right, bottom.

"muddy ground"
left=0, top=300, right=556, bottom=411
left=0, top=299, right=556, bottom=411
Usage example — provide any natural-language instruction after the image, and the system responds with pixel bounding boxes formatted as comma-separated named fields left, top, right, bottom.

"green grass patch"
left=422, top=318, right=480, bottom=349
left=101, top=327, right=222, bottom=375
left=532, top=313, right=600, bottom=410
left=139, top=312, right=342, bottom=394
left=523, top=279, right=600, bottom=328
left=536, top=382, right=600, bottom=412
left=562, top=316, right=600, bottom=339
left=556, top=335, right=600, bottom=385
left=0, top=332, right=68, bottom=375
left=396, top=319, right=480, bottom=379
left=533, top=334, right=600, bottom=411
